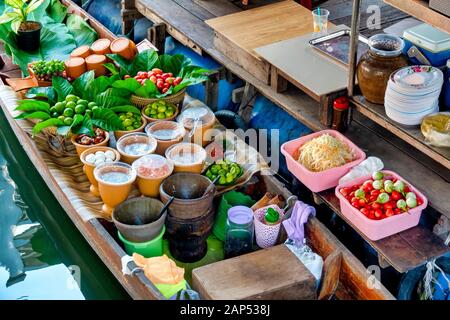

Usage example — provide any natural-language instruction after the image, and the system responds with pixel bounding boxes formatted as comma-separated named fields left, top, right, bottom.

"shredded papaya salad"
left=297, top=134, right=355, bottom=172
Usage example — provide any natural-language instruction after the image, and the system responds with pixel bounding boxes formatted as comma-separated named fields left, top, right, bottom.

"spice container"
left=165, top=142, right=206, bottom=174
left=145, top=121, right=186, bottom=156
left=132, top=154, right=174, bottom=197
left=91, top=38, right=111, bottom=55
left=85, top=54, right=107, bottom=77
left=177, top=106, right=216, bottom=146
left=224, top=206, right=254, bottom=258
left=65, top=57, right=86, bottom=79
left=110, top=37, right=137, bottom=60
left=70, top=45, right=91, bottom=59
left=331, top=96, right=349, bottom=132
left=116, top=132, right=157, bottom=164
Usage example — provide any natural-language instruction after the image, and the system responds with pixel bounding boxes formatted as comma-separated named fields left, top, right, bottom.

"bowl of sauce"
left=116, top=132, right=157, bottom=164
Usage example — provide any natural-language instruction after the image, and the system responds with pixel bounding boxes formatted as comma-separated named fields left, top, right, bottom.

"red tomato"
left=349, top=191, right=355, bottom=198
left=166, top=77, right=175, bottom=84
left=384, top=202, right=395, bottom=210
left=374, top=209, right=383, bottom=219
left=391, top=191, right=402, bottom=201
left=360, top=208, right=370, bottom=216
left=417, top=197, right=423, bottom=206
left=152, top=68, right=163, bottom=74
left=150, top=76, right=157, bottom=83
left=372, top=203, right=381, bottom=210
left=368, top=212, right=375, bottom=220
left=358, top=199, right=366, bottom=206
left=394, top=208, right=402, bottom=215
left=173, top=77, right=182, bottom=86
left=340, top=188, right=350, bottom=197
left=156, top=81, right=164, bottom=89
left=162, top=87, right=169, bottom=94
left=385, top=209, right=394, bottom=217
left=137, top=71, right=145, bottom=76
left=351, top=201, right=360, bottom=208
left=370, top=189, right=380, bottom=196
left=403, top=185, right=410, bottom=193
left=167, top=72, right=173, bottom=77
left=368, top=195, right=377, bottom=202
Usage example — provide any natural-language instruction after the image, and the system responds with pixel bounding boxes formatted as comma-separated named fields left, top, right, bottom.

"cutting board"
left=206, top=1, right=320, bottom=83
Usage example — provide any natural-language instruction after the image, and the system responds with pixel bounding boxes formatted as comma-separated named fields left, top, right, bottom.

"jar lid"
left=132, top=154, right=174, bottom=179
left=177, top=106, right=216, bottom=129
left=368, top=34, right=404, bottom=57
left=228, top=206, right=253, bottom=225
left=333, top=96, right=349, bottom=110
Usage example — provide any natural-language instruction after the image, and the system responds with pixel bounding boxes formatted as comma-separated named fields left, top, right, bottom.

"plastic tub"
left=165, top=142, right=206, bottom=174
left=118, top=225, right=165, bottom=258
left=281, top=130, right=366, bottom=192
left=145, top=121, right=186, bottom=156
left=335, top=170, right=428, bottom=241
left=116, top=132, right=157, bottom=164
left=132, top=154, right=174, bottom=197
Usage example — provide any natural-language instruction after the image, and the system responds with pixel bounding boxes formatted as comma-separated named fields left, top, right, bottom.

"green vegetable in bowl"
left=377, top=193, right=389, bottom=204
left=205, top=159, right=242, bottom=186
left=372, top=171, right=384, bottom=180
left=394, top=180, right=405, bottom=193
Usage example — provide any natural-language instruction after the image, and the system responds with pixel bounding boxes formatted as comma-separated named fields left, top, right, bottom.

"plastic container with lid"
left=165, top=142, right=207, bottom=174
left=70, top=45, right=91, bottom=59
left=132, top=154, right=174, bottom=197
left=177, top=105, right=216, bottom=146
left=224, top=206, right=254, bottom=258
left=116, top=132, right=157, bottom=164
left=65, top=57, right=86, bottom=79
left=331, top=96, right=349, bottom=132
left=91, top=38, right=111, bottom=55
left=85, top=54, right=107, bottom=77
left=145, top=121, right=186, bottom=156
left=403, top=23, right=450, bottom=67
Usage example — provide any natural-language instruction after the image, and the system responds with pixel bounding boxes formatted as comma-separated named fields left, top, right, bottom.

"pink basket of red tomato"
left=335, top=170, right=427, bottom=241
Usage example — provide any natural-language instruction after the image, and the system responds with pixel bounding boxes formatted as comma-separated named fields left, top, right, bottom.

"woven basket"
left=130, top=89, right=186, bottom=109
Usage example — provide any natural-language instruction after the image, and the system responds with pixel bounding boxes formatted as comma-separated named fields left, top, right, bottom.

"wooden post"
left=121, top=0, right=141, bottom=39
left=147, top=23, right=166, bottom=53
left=270, top=67, right=288, bottom=93
left=204, top=70, right=221, bottom=111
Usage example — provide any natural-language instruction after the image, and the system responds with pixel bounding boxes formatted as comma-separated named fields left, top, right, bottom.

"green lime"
left=75, top=105, right=86, bottom=114
left=123, top=119, right=133, bottom=127
left=133, top=122, right=141, bottom=129
left=126, top=112, right=134, bottom=118
left=126, top=126, right=134, bottom=131
left=77, top=99, right=88, bottom=106
left=157, top=112, right=166, bottom=119
left=87, top=102, right=97, bottom=109
left=57, top=115, right=65, bottom=122
left=150, top=109, right=157, bottom=115
left=157, top=106, right=167, bottom=113
left=50, top=106, right=58, bottom=114
left=66, top=101, right=76, bottom=109
left=64, top=117, right=73, bottom=125
left=144, top=108, right=151, bottom=116
left=159, top=100, right=166, bottom=106
left=54, top=102, right=65, bottom=113
left=165, top=111, right=174, bottom=118
left=167, top=105, right=175, bottom=112
left=65, top=94, right=78, bottom=102
left=119, top=114, right=126, bottom=121
left=52, top=112, right=59, bottom=118
left=151, top=103, right=158, bottom=110
left=219, top=176, right=227, bottom=185
left=63, top=108, right=74, bottom=117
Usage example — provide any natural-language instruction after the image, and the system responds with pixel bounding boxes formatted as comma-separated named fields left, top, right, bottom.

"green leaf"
left=26, top=0, right=45, bottom=15
left=77, top=114, right=94, bottom=136
left=131, top=49, right=158, bottom=76
left=134, top=79, right=158, bottom=98
left=52, top=76, right=73, bottom=102
left=20, top=111, right=51, bottom=120
left=10, top=17, right=21, bottom=33
left=72, top=70, right=95, bottom=99
left=5, top=0, right=23, bottom=10
left=110, top=105, right=141, bottom=116
left=92, top=108, right=123, bottom=131
left=103, top=62, right=119, bottom=75
left=32, top=118, right=64, bottom=135
left=67, top=113, right=84, bottom=135
left=154, top=54, right=189, bottom=76
left=46, top=0, right=66, bottom=23
left=65, top=13, right=97, bottom=47
left=95, top=89, right=131, bottom=109
left=112, top=78, right=141, bottom=93
left=25, top=86, right=57, bottom=104
left=0, top=12, right=18, bottom=24
left=106, top=53, right=133, bottom=75
left=15, top=99, right=50, bottom=112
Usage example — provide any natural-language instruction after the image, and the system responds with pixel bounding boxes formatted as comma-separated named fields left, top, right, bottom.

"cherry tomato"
left=403, top=185, right=410, bottom=193
left=167, top=72, right=173, bottom=77
left=394, top=208, right=402, bottom=215
left=358, top=199, right=366, bottom=206
left=156, top=81, right=164, bottom=89
left=368, top=212, right=375, bottom=220
left=349, top=191, right=355, bottom=198
left=369, top=195, right=377, bottom=202
left=152, top=68, right=163, bottom=74
left=124, top=75, right=131, bottom=79
left=384, top=202, right=395, bottom=210
left=370, top=189, right=380, bottom=197
left=351, top=197, right=358, bottom=203
left=372, top=203, right=381, bottom=210
left=391, top=191, right=402, bottom=201
left=166, top=77, right=175, bottom=84
left=385, top=208, right=394, bottom=217
left=173, top=77, right=182, bottom=86
left=417, top=197, right=423, bottom=206
left=360, top=208, right=370, bottom=216
left=150, top=75, right=157, bottom=83
left=340, top=188, right=350, bottom=197
left=374, top=209, right=383, bottom=219
left=351, top=201, right=360, bottom=208
left=162, top=87, right=169, bottom=94
left=137, top=71, right=145, bottom=76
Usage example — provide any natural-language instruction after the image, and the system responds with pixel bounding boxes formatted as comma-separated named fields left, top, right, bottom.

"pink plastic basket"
left=254, top=205, right=285, bottom=248
left=281, top=130, right=366, bottom=192
left=335, top=170, right=428, bottom=241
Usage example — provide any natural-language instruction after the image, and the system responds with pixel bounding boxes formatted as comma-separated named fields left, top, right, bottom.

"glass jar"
left=224, top=206, right=254, bottom=258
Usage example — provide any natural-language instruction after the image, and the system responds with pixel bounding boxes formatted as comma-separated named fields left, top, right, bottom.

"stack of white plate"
left=385, top=65, right=443, bottom=126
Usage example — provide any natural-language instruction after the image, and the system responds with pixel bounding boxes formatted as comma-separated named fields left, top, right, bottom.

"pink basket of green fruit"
left=335, top=170, right=428, bottom=241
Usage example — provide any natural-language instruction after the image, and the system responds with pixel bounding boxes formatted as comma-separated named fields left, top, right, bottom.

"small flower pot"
left=17, top=21, right=42, bottom=52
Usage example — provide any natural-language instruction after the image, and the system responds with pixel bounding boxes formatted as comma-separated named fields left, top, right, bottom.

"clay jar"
left=110, top=37, right=137, bottom=60
left=94, top=162, right=137, bottom=218
left=65, top=57, right=86, bottom=79
left=165, top=142, right=206, bottom=174
left=71, top=131, right=110, bottom=157
left=85, top=54, right=107, bottom=77
left=116, top=132, right=157, bottom=164
left=132, top=154, right=174, bottom=198
left=71, top=45, right=91, bottom=59
left=357, top=34, right=408, bottom=104
left=91, top=38, right=111, bottom=55
left=80, top=146, right=121, bottom=197
left=145, top=121, right=186, bottom=156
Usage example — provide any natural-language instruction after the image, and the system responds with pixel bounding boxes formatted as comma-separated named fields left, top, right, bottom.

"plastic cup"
left=116, top=132, right=157, bottom=165
left=165, top=142, right=206, bottom=174
left=312, top=8, right=329, bottom=34
left=132, top=154, right=174, bottom=197
left=118, top=225, right=165, bottom=258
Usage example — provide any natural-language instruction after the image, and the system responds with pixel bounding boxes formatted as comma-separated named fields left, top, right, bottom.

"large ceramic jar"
left=357, top=34, right=408, bottom=104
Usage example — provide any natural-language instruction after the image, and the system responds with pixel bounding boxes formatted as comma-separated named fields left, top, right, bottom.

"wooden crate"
left=192, top=245, right=317, bottom=300
left=206, top=1, right=317, bottom=84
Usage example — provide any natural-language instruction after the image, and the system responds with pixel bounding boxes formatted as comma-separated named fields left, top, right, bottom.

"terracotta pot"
left=132, top=154, right=174, bottom=197
left=165, top=142, right=206, bottom=174
left=93, top=162, right=137, bottom=218
left=114, top=116, right=148, bottom=140
left=65, top=57, right=86, bottom=79
left=357, top=34, right=408, bottom=104
left=85, top=54, right=107, bottom=77
left=116, top=132, right=157, bottom=164
left=91, top=38, right=111, bottom=55
left=80, top=146, right=121, bottom=197
left=71, top=45, right=91, bottom=59
left=71, top=131, right=110, bottom=157
left=145, top=121, right=186, bottom=156
left=110, top=37, right=137, bottom=60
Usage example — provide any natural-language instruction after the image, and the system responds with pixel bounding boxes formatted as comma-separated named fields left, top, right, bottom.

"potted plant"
left=0, top=0, right=45, bottom=52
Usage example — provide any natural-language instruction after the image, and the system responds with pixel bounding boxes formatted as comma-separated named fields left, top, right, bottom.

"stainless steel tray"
left=309, top=30, right=369, bottom=66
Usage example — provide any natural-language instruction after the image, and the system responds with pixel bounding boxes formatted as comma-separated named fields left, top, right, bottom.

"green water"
left=0, top=109, right=130, bottom=300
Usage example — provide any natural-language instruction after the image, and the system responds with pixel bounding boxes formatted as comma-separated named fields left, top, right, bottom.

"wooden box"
left=192, top=245, right=317, bottom=300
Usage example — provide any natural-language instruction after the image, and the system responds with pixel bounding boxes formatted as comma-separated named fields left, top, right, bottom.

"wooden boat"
left=0, top=1, right=395, bottom=300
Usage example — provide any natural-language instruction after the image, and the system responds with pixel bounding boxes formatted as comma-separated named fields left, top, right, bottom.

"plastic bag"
left=421, top=112, right=450, bottom=148
left=285, top=240, right=323, bottom=286
left=339, top=156, right=384, bottom=185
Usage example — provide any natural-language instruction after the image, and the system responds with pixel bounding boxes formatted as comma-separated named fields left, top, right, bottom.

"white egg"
left=85, top=154, right=96, bottom=164
left=105, top=158, right=113, bottom=163
left=94, top=152, right=106, bottom=161
left=94, top=158, right=105, bottom=166
left=105, top=150, right=115, bottom=160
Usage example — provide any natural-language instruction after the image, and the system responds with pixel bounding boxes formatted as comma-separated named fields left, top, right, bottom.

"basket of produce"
left=204, top=159, right=243, bottom=186
left=28, top=60, right=67, bottom=87
left=106, top=50, right=211, bottom=108
left=114, top=114, right=147, bottom=139
left=142, top=100, right=179, bottom=122
left=281, top=130, right=366, bottom=192
left=335, top=170, right=427, bottom=241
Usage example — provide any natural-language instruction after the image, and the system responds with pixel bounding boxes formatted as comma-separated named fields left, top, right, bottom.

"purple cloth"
left=282, top=201, right=316, bottom=246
